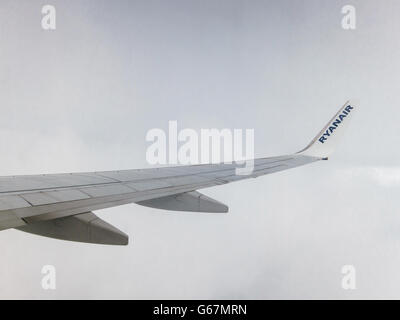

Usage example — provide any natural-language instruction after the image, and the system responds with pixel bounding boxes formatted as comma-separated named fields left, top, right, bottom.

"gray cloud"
left=0, top=0, right=399, bottom=299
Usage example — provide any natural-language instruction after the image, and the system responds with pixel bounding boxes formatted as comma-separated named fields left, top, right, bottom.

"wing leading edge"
left=0, top=100, right=356, bottom=245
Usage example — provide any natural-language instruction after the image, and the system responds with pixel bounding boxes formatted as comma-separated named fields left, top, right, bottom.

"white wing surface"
left=0, top=101, right=356, bottom=245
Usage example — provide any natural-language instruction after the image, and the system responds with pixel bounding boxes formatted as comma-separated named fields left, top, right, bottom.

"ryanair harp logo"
left=318, top=105, right=353, bottom=144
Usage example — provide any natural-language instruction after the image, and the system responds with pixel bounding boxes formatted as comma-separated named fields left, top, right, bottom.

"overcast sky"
left=1, top=0, right=400, bottom=299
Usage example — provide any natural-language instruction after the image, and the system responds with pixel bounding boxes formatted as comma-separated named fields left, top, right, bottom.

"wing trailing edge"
left=15, top=212, right=128, bottom=245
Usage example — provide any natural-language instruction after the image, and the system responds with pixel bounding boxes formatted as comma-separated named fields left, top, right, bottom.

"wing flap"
left=136, top=191, right=228, bottom=213
left=15, top=212, right=128, bottom=245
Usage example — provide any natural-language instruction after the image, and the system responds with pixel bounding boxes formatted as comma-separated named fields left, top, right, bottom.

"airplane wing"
left=0, top=101, right=356, bottom=245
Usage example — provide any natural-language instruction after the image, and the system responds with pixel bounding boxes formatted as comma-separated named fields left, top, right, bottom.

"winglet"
left=297, top=100, right=357, bottom=158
